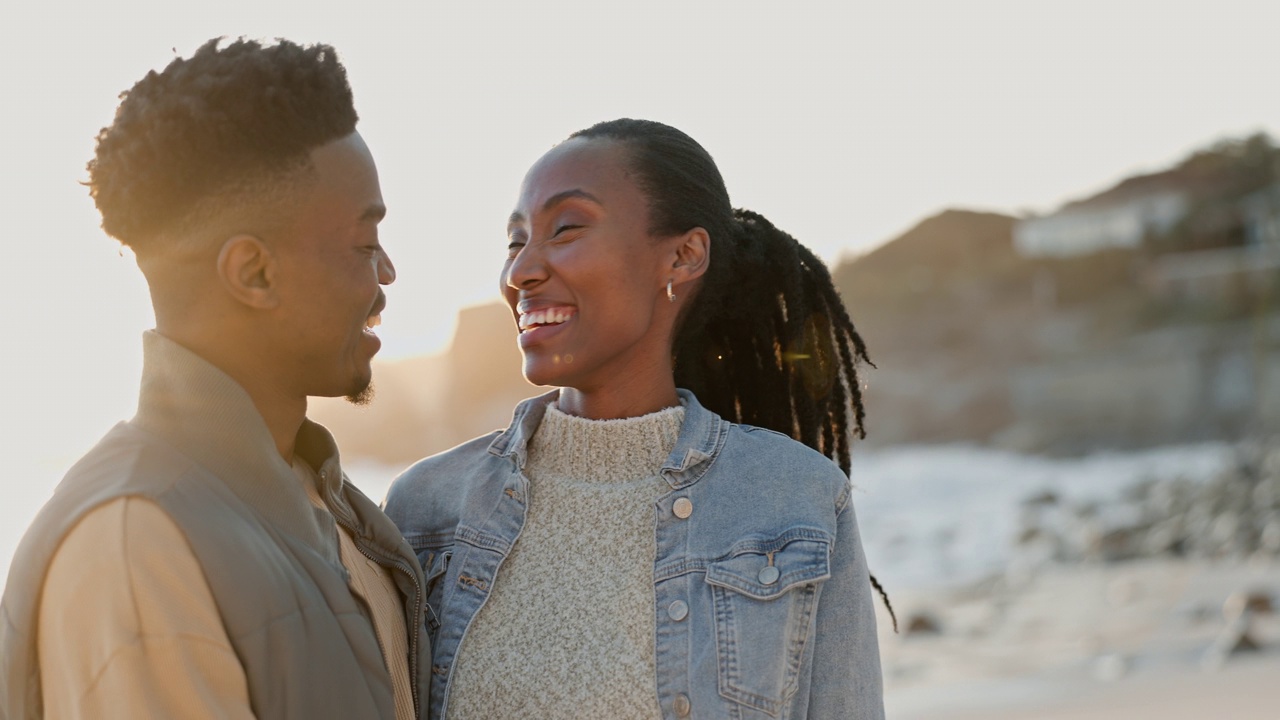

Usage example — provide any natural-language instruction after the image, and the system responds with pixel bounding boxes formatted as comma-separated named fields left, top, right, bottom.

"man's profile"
left=0, top=37, right=428, bottom=720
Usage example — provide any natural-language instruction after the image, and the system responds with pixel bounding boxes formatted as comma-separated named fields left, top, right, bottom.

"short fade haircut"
left=87, top=37, right=358, bottom=252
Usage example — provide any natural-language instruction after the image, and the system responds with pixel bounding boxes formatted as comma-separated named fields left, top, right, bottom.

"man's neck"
left=154, top=328, right=306, bottom=461
left=246, top=384, right=307, bottom=462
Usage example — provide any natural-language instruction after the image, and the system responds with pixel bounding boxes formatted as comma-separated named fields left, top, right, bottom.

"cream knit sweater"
left=446, top=402, right=685, bottom=720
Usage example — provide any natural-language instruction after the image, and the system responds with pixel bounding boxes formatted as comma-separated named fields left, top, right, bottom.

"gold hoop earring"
left=667, top=280, right=676, bottom=303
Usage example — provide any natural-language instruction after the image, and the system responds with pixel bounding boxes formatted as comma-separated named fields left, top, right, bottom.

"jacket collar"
left=129, top=330, right=343, bottom=565
left=488, top=388, right=728, bottom=490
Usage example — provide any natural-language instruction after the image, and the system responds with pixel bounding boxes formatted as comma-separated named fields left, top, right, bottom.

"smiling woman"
left=386, top=119, right=888, bottom=720
left=501, top=140, right=684, bottom=405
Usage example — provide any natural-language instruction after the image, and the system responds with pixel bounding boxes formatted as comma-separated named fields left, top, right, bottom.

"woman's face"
left=502, top=138, right=679, bottom=390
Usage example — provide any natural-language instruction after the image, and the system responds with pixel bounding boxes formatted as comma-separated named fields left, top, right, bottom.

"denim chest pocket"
left=704, top=536, right=831, bottom=717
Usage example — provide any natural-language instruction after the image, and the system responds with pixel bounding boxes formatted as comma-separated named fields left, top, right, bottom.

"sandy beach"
left=880, top=558, right=1280, bottom=719
left=893, top=653, right=1278, bottom=720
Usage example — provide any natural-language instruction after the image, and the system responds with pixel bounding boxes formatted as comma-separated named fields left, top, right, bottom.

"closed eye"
left=554, top=224, right=584, bottom=236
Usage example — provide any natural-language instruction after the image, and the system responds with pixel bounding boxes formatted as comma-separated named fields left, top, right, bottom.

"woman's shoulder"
left=680, top=392, right=849, bottom=491
left=718, top=421, right=851, bottom=504
left=691, top=415, right=849, bottom=532
left=382, top=431, right=506, bottom=530
left=403, top=431, right=504, bottom=476
left=722, top=420, right=845, bottom=473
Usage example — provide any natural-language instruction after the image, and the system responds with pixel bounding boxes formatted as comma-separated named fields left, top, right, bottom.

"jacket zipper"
left=345, top=520, right=425, bottom=717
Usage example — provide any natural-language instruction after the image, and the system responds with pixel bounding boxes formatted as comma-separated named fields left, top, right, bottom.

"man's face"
left=271, top=131, right=394, bottom=403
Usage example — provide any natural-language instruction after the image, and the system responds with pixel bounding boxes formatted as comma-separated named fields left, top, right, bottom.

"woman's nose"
left=504, top=244, right=547, bottom=290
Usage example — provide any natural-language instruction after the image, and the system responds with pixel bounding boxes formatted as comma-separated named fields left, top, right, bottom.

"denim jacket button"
left=758, top=565, right=781, bottom=585
left=673, top=693, right=691, bottom=717
left=672, top=497, right=693, bottom=519
left=667, top=599, right=689, bottom=621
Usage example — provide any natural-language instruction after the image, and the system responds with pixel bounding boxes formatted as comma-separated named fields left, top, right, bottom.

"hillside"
left=830, top=155, right=1279, bottom=451
left=830, top=209, right=1153, bottom=449
left=315, top=135, right=1280, bottom=463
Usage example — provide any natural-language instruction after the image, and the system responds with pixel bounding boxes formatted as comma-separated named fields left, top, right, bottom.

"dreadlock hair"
left=569, top=118, right=896, bottom=631
left=86, top=37, right=358, bottom=253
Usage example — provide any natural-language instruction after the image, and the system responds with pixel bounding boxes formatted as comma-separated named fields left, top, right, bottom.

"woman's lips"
left=517, top=312, right=574, bottom=349
left=517, top=306, right=576, bottom=331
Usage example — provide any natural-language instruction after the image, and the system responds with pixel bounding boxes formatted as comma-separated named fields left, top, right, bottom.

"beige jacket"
left=1, top=331, right=430, bottom=719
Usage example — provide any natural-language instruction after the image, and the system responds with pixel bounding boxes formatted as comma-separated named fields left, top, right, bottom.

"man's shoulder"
left=1, top=424, right=206, bottom=658
left=47, top=496, right=193, bottom=583
left=8, top=422, right=219, bottom=595
left=59, top=421, right=198, bottom=501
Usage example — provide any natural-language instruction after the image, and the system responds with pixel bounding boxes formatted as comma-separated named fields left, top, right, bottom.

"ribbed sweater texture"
left=446, top=402, right=684, bottom=719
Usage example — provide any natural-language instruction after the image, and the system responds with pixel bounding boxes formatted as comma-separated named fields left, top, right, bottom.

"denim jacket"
left=384, top=390, right=884, bottom=720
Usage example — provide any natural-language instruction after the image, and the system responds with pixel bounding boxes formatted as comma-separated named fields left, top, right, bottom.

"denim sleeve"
left=802, top=491, right=885, bottom=719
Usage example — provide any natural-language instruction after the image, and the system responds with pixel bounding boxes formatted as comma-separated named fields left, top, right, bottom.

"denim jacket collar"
left=487, top=388, right=729, bottom=490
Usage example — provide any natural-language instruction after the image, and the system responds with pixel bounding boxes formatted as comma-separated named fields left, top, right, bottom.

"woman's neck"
left=556, top=379, right=681, bottom=420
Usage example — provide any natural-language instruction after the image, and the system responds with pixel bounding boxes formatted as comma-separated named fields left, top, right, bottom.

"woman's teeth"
left=365, top=314, right=382, bottom=330
left=518, top=308, right=574, bottom=332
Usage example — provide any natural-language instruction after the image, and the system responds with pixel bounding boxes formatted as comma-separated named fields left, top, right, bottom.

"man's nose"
left=378, top=250, right=396, bottom=285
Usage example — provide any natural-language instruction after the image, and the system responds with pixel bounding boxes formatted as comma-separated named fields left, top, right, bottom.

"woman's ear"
left=216, top=234, right=281, bottom=310
left=671, top=226, right=711, bottom=286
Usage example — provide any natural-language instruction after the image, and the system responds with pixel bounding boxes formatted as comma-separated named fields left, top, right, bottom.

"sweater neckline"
left=526, top=402, right=686, bottom=484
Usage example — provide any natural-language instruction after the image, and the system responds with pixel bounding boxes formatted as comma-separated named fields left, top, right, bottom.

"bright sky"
left=1, top=0, right=1277, bottom=502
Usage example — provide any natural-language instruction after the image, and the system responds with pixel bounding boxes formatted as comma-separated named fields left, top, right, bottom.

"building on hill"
left=1144, top=182, right=1280, bottom=304
left=1016, top=133, right=1279, bottom=260
left=1242, top=182, right=1280, bottom=249
left=1013, top=190, right=1187, bottom=258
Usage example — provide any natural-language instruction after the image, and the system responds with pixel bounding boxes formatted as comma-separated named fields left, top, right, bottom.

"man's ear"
left=216, top=234, right=280, bottom=309
left=670, top=226, right=711, bottom=287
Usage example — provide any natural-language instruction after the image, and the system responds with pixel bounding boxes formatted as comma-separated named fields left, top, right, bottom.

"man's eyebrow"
left=361, top=204, right=387, bottom=223
left=507, top=189, right=603, bottom=230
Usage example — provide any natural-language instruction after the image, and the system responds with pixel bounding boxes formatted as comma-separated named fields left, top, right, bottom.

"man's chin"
left=345, top=381, right=375, bottom=406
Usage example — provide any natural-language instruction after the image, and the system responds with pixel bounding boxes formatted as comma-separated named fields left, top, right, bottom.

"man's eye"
left=506, top=241, right=525, bottom=257
left=554, top=224, right=583, bottom=236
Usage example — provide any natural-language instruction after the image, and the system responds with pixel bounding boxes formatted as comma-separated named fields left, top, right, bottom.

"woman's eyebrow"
left=540, top=189, right=602, bottom=212
left=508, top=189, right=604, bottom=229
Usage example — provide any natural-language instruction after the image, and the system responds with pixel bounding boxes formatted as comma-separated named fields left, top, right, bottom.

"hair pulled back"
left=570, top=119, right=871, bottom=470
left=569, top=119, right=894, bottom=629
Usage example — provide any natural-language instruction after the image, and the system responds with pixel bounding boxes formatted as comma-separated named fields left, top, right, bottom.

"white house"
left=1241, top=183, right=1280, bottom=249
left=1144, top=184, right=1280, bottom=301
left=1014, top=191, right=1187, bottom=258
